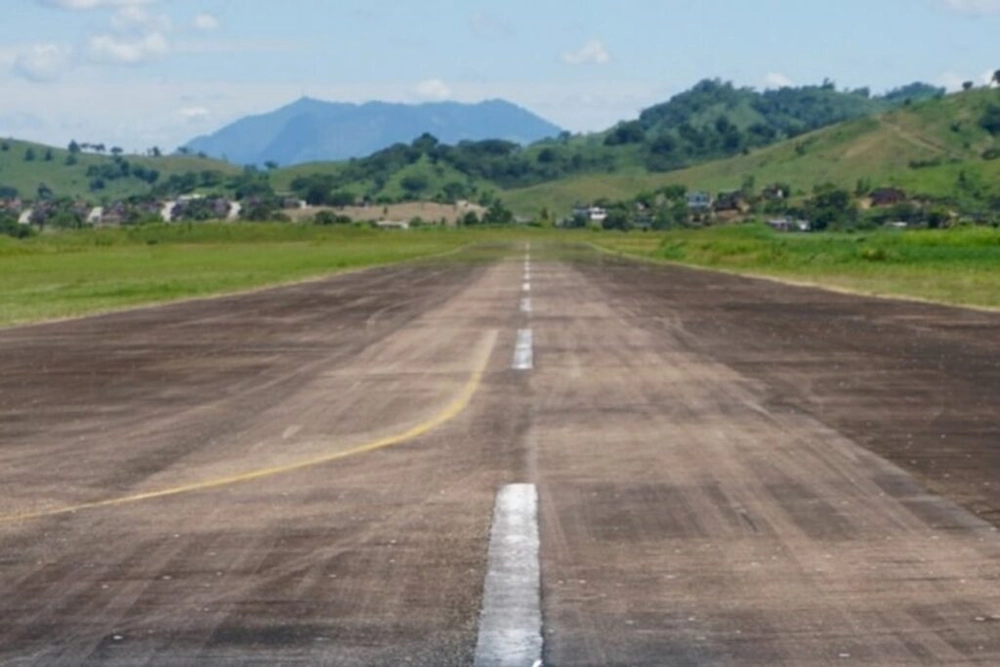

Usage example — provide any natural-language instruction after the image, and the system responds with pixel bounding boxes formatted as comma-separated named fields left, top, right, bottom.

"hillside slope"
left=184, top=98, right=563, bottom=166
left=504, top=88, right=1000, bottom=214
left=0, top=139, right=239, bottom=201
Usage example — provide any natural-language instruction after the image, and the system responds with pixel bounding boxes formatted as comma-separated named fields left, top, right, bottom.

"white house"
left=572, top=206, right=608, bottom=223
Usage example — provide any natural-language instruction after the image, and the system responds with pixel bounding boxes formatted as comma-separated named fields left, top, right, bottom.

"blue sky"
left=1, top=0, right=999, bottom=152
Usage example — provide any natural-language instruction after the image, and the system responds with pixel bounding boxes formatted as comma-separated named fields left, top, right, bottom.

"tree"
left=43, top=149, right=53, bottom=162
left=963, top=81, right=974, bottom=91
left=980, top=104, right=1000, bottom=135
left=150, top=146, right=162, bottom=158
left=993, top=70, right=1000, bottom=86
left=400, top=173, right=429, bottom=195
left=327, top=191, right=356, bottom=207
left=604, top=120, right=645, bottom=146
left=68, top=140, right=81, bottom=154
left=483, top=200, right=513, bottom=225
left=24, top=148, right=36, bottom=162
left=264, top=160, right=279, bottom=171
left=65, top=154, right=78, bottom=166
left=111, top=146, right=123, bottom=157
left=807, top=183, right=855, bottom=230
left=602, top=208, right=632, bottom=231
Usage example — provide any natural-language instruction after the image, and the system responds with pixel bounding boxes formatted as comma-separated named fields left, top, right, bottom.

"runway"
left=1, top=245, right=998, bottom=665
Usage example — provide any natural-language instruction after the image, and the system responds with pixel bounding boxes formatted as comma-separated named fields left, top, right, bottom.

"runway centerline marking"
left=1, top=330, right=499, bottom=525
left=520, top=297, right=532, bottom=314
left=522, top=282, right=531, bottom=293
left=474, top=483, right=543, bottom=667
left=512, top=329, right=533, bottom=371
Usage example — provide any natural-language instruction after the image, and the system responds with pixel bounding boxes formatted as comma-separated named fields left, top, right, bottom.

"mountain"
left=267, top=79, right=949, bottom=205
left=183, top=98, right=564, bottom=167
left=503, top=87, right=1000, bottom=214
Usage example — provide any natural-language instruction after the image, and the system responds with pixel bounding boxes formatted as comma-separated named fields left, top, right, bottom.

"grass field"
left=597, top=224, right=1000, bottom=309
left=0, top=224, right=471, bottom=326
left=5, top=222, right=1000, bottom=328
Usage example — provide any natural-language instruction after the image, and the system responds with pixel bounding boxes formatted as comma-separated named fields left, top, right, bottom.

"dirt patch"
left=285, top=201, right=487, bottom=225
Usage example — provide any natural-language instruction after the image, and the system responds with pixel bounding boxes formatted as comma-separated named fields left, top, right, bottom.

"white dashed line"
left=520, top=297, right=532, bottom=314
left=512, top=329, right=533, bottom=370
left=522, top=282, right=531, bottom=293
left=474, top=484, right=543, bottom=667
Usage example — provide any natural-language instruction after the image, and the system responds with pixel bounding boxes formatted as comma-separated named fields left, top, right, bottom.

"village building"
left=686, top=192, right=712, bottom=211
left=868, top=187, right=907, bottom=207
left=571, top=205, right=609, bottom=224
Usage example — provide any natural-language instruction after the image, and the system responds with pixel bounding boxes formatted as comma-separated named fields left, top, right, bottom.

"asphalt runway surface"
left=1, top=244, right=999, bottom=665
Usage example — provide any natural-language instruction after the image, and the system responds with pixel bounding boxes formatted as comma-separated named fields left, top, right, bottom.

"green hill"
left=505, top=88, right=1000, bottom=215
left=266, top=79, right=942, bottom=208
left=0, top=138, right=240, bottom=202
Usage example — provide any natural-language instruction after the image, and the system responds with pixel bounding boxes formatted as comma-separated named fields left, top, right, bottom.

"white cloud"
left=12, top=43, right=72, bottom=82
left=110, top=6, right=171, bottom=33
left=561, top=39, right=611, bottom=66
left=37, top=0, right=151, bottom=9
left=764, top=72, right=794, bottom=89
left=936, top=71, right=968, bottom=91
left=935, top=70, right=997, bottom=91
left=88, top=31, right=168, bottom=64
left=413, top=78, right=451, bottom=100
left=193, top=12, right=220, bottom=31
left=179, top=106, right=210, bottom=120
left=940, top=0, right=1000, bottom=14
left=85, top=3, right=172, bottom=65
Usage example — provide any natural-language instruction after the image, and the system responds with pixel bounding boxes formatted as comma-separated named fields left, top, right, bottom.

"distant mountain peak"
left=184, top=97, right=562, bottom=166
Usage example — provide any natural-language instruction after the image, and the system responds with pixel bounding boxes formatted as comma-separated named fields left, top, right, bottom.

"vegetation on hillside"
left=506, top=87, right=1000, bottom=217
left=0, top=138, right=239, bottom=203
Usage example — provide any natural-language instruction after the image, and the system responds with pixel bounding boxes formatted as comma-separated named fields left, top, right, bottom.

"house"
left=767, top=218, right=811, bottom=232
left=376, top=220, right=409, bottom=230
left=869, top=187, right=906, bottom=207
left=572, top=205, right=608, bottom=223
left=87, top=207, right=104, bottom=225
left=762, top=184, right=788, bottom=200
left=713, top=190, right=750, bottom=214
left=0, top=198, right=23, bottom=214
left=100, top=202, right=128, bottom=226
left=686, top=192, right=712, bottom=211
left=161, top=200, right=177, bottom=222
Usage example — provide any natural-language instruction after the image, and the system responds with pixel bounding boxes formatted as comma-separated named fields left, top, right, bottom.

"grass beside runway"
left=0, top=224, right=474, bottom=326
left=6, top=221, right=1000, bottom=326
left=596, top=224, right=1000, bottom=309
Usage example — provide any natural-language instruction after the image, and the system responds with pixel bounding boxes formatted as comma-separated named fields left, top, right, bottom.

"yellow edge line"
left=2, top=329, right=498, bottom=525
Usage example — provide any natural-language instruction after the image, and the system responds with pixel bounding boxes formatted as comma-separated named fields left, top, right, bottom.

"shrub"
left=860, top=247, right=890, bottom=262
